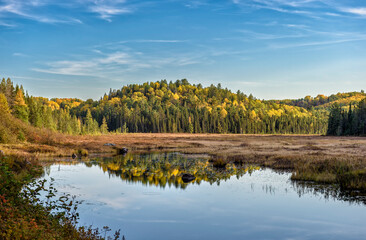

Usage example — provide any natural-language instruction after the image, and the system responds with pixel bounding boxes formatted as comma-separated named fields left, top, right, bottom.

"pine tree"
left=84, top=109, right=97, bottom=134
left=122, top=122, right=128, bottom=133
left=101, top=117, right=109, bottom=134
left=327, top=103, right=342, bottom=136
left=188, top=116, right=194, bottom=133
left=5, top=78, right=14, bottom=107
left=28, top=97, right=42, bottom=127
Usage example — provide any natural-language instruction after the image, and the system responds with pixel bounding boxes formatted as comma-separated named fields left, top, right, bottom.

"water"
left=40, top=152, right=366, bottom=240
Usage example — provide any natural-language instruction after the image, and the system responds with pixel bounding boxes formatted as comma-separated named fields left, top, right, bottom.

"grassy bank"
left=1, top=133, right=366, bottom=239
left=2, top=133, right=366, bottom=190
left=0, top=155, right=123, bottom=240
left=226, top=153, right=366, bottom=190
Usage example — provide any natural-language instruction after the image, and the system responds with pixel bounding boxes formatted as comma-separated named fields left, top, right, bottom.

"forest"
left=273, top=91, right=366, bottom=110
left=327, top=100, right=366, bottom=136
left=1, top=77, right=365, bottom=140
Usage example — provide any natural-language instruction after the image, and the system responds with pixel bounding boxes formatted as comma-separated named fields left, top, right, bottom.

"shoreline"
left=2, top=133, right=365, bottom=190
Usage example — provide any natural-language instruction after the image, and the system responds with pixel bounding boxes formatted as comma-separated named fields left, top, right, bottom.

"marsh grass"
left=302, top=143, right=324, bottom=151
left=75, top=149, right=89, bottom=157
left=290, top=157, right=366, bottom=189
left=2, top=133, right=366, bottom=190
left=211, top=157, right=227, bottom=168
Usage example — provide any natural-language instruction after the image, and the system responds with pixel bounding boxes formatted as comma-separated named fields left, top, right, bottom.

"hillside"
left=0, top=78, right=331, bottom=135
left=65, top=79, right=328, bottom=134
left=3, top=77, right=366, bottom=137
left=272, top=91, right=366, bottom=110
left=0, top=93, right=45, bottom=144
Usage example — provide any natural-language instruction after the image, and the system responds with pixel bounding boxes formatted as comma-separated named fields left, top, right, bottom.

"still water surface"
left=41, top=152, right=366, bottom=240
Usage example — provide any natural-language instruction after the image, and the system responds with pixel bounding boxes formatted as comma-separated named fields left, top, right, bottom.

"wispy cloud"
left=32, top=51, right=141, bottom=77
left=340, top=7, right=366, bottom=16
left=183, top=0, right=209, bottom=9
left=135, top=39, right=187, bottom=43
left=283, top=24, right=308, bottom=29
left=88, top=2, right=131, bottom=22
left=231, top=0, right=366, bottom=20
left=11, top=75, right=67, bottom=84
left=0, top=0, right=82, bottom=24
left=0, top=0, right=133, bottom=25
left=91, top=39, right=187, bottom=50
left=269, top=37, right=366, bottom=49
left=0, top=20, right=16, bottom=27
left=13, top=52, right=28, bottom=57
left=31, top=48, right=206, bottom=78
left=232, top=0, right=320, bottom=16
left=238, top=29, right=305, bottom=40
left=324, top=12, right=341, bottom=17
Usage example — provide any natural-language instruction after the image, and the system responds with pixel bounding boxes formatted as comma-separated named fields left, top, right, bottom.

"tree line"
left=1, top=77, right=332, bottom=135
left=0, top=78, right=106, bottom=135
left=60, top=79, right=328, bottom=134
left=273, top=91, right=365, bottom=110
left=327, top=100, right=366, bottom=136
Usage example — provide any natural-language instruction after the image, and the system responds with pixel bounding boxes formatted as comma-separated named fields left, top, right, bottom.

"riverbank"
left=0, top=155, right=123, bottom=239
left=1, top=133, right=366, bottom=239
left=2, top=133, right=366, bottom=157
left=2, top=133, right=366, bottom=189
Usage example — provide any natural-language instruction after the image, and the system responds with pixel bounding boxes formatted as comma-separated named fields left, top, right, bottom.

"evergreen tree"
left=327, top=103, right=342, bottom=135
left=101, top=117, right=109, bottom=134
left=122, top=122, right=128, bottom=133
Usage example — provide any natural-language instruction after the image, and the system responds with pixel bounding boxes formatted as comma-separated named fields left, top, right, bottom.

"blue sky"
left=0, top=0, right=365, bottom=100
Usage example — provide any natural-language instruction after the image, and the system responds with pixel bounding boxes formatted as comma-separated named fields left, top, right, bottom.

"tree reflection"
left=292, top=181, right=366, bottom=205
left=43, top=153, right=366, bottom=205
left=84, top=152, right=260, bottom=189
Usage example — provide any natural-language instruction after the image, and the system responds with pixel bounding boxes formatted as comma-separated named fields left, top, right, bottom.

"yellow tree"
left=0, top=93, right=10, bottom=114
left=13, top=89, right=29, bottom=122
left=100, top=116, right=109, bottom=134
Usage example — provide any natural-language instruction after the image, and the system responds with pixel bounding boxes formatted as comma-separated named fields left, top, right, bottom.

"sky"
left=0, top=0, right=365, bottom=100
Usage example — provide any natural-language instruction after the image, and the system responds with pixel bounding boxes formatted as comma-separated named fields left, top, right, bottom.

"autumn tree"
left=100, top=117, right=108, bottom=134
left=0, top=93, right=10, bottom=114
left=13, top=89, right=29, bottom=122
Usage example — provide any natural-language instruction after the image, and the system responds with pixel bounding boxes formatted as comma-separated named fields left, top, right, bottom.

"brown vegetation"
left=1, top=133, right=366, bottom=160
left=1, top=133, right=366, bottom=189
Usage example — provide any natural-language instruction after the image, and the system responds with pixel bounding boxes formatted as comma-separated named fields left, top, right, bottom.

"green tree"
left=122, top=122, right=128, bottom=133
left=100, top=117, right=108, bottom=134
left=13, top=89, right=29, bottom=122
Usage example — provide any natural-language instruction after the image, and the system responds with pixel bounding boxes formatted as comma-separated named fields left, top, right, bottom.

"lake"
left=40, top=152, right=366, bottom=240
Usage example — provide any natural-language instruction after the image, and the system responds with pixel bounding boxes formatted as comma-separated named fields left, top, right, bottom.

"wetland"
left=38, top=152, right=366, bottom=240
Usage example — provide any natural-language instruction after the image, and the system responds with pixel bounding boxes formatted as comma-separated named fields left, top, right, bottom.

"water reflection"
left=46, top=152, right=261, bottom=189
left=44, top=152, right=366, bottom=205
left=292, top=181, right=366, bottom=205
left=40, top=152, right=366, bottom=240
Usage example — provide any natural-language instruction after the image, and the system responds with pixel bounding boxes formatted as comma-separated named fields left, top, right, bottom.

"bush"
left=0, top=126, right=9, bottom=143
left=0, top=160, right=123, bottom=240
left=337, top=170, right=366, bottom=190
left=212, top=158, right=227, bottom=168
left=18, top=130, right=26, bottom=141
left=75, top=149, right=89, bottom=157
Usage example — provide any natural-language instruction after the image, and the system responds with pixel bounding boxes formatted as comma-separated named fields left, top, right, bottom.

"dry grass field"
left=1, top=133, right=366, bottom=160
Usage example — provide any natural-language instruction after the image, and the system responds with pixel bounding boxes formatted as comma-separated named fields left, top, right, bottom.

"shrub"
left=0, top=126, right=9, bottom=143
left=75, top=149, right=89, bottom=157
left=212, top=158, right=227, bottom=168
left=18, top=130, right=26, bottom=141
left=337, top=170, right=366, bottom=190
left=0, top=159, right=123, bottom=240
